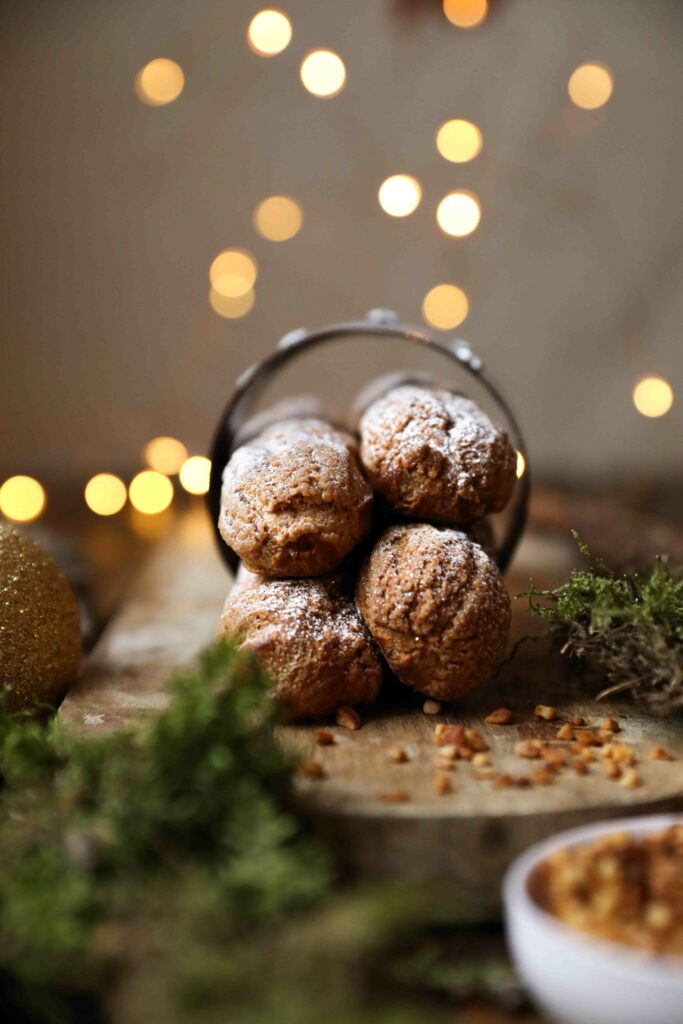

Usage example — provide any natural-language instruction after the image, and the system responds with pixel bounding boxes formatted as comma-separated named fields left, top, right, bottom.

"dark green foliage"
left=0, top=640, right=506, bottom=1024
left=526, top=532, right=683, bottom=711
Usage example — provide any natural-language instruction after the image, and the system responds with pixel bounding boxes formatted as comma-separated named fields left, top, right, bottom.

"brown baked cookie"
left=219, top=567, right=382, bottom=719
left=219, top=417, right=373, bottom=577
left=356, top=523, right=510, bottom=701
left=358, top=384, right=516, bottom=526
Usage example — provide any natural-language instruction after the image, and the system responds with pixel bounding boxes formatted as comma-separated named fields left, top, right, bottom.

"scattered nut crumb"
left=314, top=728, right=335, bottom=746
left=645, top=902, right=672, bottom=930
left=535, top=704, right=557, bottom=721
left=336, top=706, right=361, bottom=731
left=456, top=745, right=474, bottom=761
left=515, top=740, right=542, bottom=760
left=531, top=768, right=556, bottom=785
left=438, top=744, right=458, bottom=760
left=299, top=760, right=326, bottom=780
left=600, top=718, right=620, bottom=733
left=571, top=716, right=586, bottom=727
left=377, top=788, right=410, bottom=803
left=515, top=777, right=533, bottom=789
left=485, top=708, right=513, bottom=725
left=556, top=724, right=575, bottom=741
left=603, top=761, right=621, bottom=780
left=620, top=768, right=640, bottom=789
left=611, top=744, right=636, bottom=766
left=472, top=752, right=490, bottom=768
left=423, top=700, right=442, bottom=715
left=434, top=774, right=453, bottom=795
left=494, top=773, right=514, bottom=789
left=649, top=744, right=670, bottom=761
left=475, top=768, right=497, bottom=781
left=540, top=746, right=567, bottom=767
left=575, top=730, right=602, bottom=748
left=464, top=728, right=488, bottom=752
left=572, top=759, right=589, bottom=775
left=434, top=724, right=465, bottom=747
left=434, top=755, right=457, bottom=771
left=388, top=746, right=408, bottom=764
left=576, top=747, right=596, bottom=763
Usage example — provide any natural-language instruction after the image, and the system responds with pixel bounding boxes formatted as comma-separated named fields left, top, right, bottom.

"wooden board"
left=60, top=510, right=683, bottom=921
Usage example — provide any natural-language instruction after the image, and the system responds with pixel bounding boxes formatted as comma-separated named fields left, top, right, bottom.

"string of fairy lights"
left=0, top=1, right=674, bottom=527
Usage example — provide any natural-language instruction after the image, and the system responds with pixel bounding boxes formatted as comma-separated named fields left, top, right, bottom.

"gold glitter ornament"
left=0, top=524, right=81, bottom=712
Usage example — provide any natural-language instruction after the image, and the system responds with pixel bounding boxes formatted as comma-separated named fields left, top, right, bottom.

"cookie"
left=219, top=417, right=373, bottom=577
left=358, top=384, right=516, bottom=525
left=219, top=567, right=382, bottom=719
left=355, top=523, right=510, bottom=701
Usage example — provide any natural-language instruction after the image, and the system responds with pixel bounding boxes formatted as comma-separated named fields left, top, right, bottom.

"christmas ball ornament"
left=0, top=524, right=81, bottom=712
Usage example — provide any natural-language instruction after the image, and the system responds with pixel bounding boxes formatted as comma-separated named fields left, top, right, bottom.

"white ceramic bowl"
left=504, top=813, right=683, bottom=1024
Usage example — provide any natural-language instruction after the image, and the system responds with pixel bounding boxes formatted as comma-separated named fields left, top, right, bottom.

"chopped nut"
left=314, top=728, right=335, bottom=746
left=611, top=744, right=636, bottom=766
left=438, top=744, right=458, bottom=760
left=299, top=760, right=326, bottom=780
left=423, top=699, right=442, bottom=715
left=535, top=704, right=557, bottom=721
left=456, top=745, right=474, bottom=761
left=531, top=768, right=556, bottom=785
left=556, top=724, right=575, bottom=741
left=620, top=768, right=640, bottom=789
left=515, top=776, right=533, bottom=789
left=600, top=718, right=620, bottom=733
left=485, top=708, right=513, bottom=725
left=572, top=759, right=589, bottom=775
left=575, top=730, right=602, bottom=747
left=649, top=744, right=670, bottom=761
left=472, top=752, right=490, bottom=768
left=603, top=761, right=621, bottom=780
left=474, top=768, right=497, bottom=781
left=434, top=774, right=453, bottom=795
left=388, top=746, right=408, bottom=764
left=377, top=788, right=410, bottom=803
left=464, top=728, right=488, bottom=752
left=540, top=746, right=567, bottom=767
left=571, top=716, right=586, bottom=727
left=336, top=706, right=361, bottom=731
left=434, top=724, right=465, bottom=747
left=576, top=747, right=596, bottom=763
left=646, top=902, right=672, bottom=930
left=494, top=773, right=514, bottom=789
left=434, top=755, right=457, bottom=771
left=515, top=739, right=542, bottom=760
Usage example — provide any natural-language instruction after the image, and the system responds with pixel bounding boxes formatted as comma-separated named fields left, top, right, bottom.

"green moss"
left=525, top=532, right=683, bottom=710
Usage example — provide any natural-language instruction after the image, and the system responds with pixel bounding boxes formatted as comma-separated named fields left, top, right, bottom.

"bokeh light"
left=567, top=62, right=614, bottom=110
left=247, top=9, right=292, bottom=57
left=443, top=0, right=488, bottom=29
left=254, top=195, right=303, bottom=241
left=436, top=191, right=481, bottom=237
left=516, top=450, right=526, bottom=479
left=144, top=437, right=188, bottom=475
left=134, top=58, right=185, bottom=106
left=422, top=284, right=469, bottom=330
left=378, top=175, right=422, bottom=217
left=84, top=473, right=127, bottom=516
left=209, top=287, right=255, bottom=319
left=436, top=119, right=483, bottom=163
left=632, top=376, right=674, bottom=418
left=209, top=249, right=257, bottom=298
left=179, top=456, right=212, bottom=495
left=0, top=475, right=45, bottom=522
left=128, top=470, right=173, bottom=515
left=300, top=50, right=346, bottom=98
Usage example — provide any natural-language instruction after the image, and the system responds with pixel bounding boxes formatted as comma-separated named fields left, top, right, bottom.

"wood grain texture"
left=59, top=512, right=683, bottom=920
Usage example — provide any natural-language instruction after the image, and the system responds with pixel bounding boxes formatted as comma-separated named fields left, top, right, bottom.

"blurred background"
left=1, top=0, right=681, bottom=623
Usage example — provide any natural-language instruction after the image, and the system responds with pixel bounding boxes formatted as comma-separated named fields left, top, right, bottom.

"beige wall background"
left=1, top=0, right=681, bottom=485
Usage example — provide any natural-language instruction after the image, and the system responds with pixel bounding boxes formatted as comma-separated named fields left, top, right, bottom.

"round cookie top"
left=356, top=523, right=510, bottom=700
left=219, top=417, right=373, bottom=577
left=359, top=384, right=516, bottom=525
left=220, top=568, right=382, bottom=719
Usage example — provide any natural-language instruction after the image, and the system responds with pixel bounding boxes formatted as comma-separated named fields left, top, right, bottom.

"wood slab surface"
left=60, top=508, right=683, bottom=920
